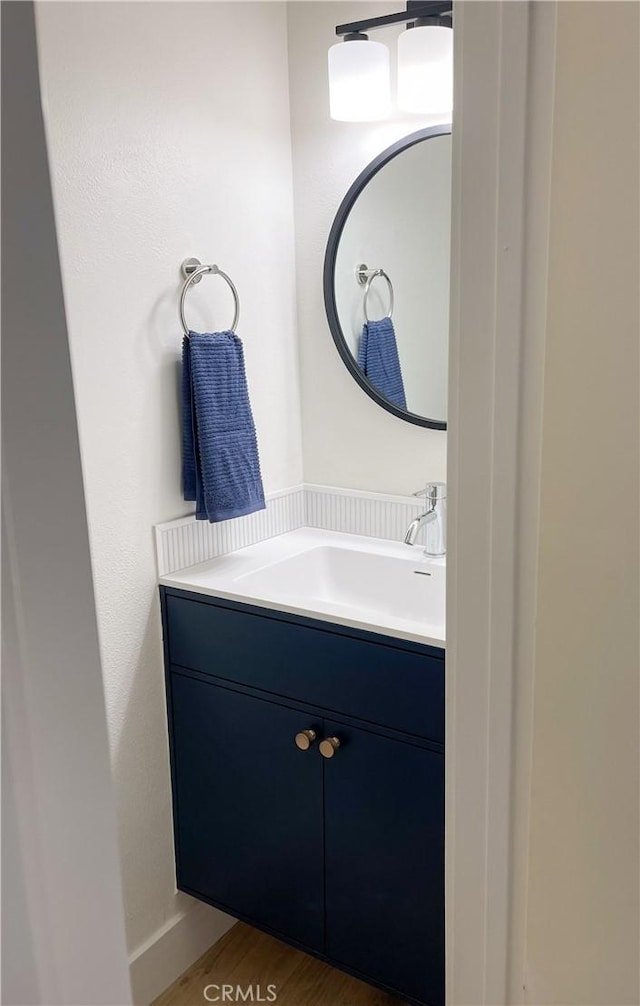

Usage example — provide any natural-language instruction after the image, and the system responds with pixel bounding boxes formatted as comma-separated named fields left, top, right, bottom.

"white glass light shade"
left=397, top=24, right=453, bottom=115
left=328, top=37, right=391, bottom=122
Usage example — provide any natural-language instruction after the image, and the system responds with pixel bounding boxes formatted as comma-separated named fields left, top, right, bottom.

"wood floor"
left=152, top=922, right=407, bottom=1006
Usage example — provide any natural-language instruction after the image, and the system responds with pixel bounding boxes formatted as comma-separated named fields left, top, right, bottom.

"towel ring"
left=356, top=263, right=394, bottom=322
left=179, top=257, right=240, bottom=336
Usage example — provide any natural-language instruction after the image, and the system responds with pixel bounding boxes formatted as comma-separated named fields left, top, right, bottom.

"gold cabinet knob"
left=319, top=736, right=341, bottom=759
left=295, top=729, right=317, bottom=751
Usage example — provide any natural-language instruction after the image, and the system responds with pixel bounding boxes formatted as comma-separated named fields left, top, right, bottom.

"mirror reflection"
left=325, top=128, right=451, bottom=428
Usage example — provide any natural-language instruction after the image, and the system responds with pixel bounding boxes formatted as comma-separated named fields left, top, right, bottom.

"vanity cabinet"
left=161, top=587, right=445, bottom=1006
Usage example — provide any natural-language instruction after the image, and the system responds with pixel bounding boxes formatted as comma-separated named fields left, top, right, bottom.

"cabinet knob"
left=319, top=736, right=341, bottom=759
left=295, top=729, right=317, bottom=751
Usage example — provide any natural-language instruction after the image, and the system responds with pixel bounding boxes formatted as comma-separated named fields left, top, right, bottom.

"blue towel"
left=357, top=317, right=407, bottom=410
left=182, top=331, right=266, bottom=523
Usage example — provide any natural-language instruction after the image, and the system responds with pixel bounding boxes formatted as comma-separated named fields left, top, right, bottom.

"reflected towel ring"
left=356, top=263, right=394, bottom=322
left=179, top=257, right=240, bottom=336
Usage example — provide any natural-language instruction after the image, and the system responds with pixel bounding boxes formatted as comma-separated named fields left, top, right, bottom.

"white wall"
left=2, top=4, right=131, bottom=1003
left=523, top=3, right=639, bottom=1003
left=287, top=1, right=448, bottom=494
left=35, top=0, right=302, bottom=984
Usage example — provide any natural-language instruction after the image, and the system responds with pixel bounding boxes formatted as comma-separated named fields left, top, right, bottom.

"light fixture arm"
left=335, top=1, right=452, bottom=38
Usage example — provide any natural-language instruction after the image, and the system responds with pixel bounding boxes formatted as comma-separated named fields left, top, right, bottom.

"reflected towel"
left=357, top=317, right=407, bottom=410
left=182, top=331, right=266, bottom=523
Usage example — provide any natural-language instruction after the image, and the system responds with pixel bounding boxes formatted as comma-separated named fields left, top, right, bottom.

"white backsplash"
left=154, top=484, right=425, bottom=576
left=304, top=485, right=425, bottom=541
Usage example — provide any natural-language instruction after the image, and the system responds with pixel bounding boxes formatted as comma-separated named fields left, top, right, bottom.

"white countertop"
left=160, top=527, right=446, bottom=650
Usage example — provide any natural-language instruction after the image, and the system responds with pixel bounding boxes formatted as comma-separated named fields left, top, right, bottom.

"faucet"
left=404, top=483, right=447, bottom=557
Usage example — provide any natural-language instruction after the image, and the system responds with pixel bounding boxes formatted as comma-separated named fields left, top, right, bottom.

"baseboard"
left=129, top=899, right=235, bottom=1005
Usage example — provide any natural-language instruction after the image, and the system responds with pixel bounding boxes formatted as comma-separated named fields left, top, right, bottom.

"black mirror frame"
left=323, top=125, right=451, bottom=430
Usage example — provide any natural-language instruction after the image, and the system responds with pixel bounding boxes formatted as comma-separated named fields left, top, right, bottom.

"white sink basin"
left=234, top=544, right=444, bottom=628
left=160, top=528, right=445, bottom=648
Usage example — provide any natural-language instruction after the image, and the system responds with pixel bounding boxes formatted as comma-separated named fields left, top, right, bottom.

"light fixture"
left=328, top=33, right=391, bottom=122
left=330, top=2, right=453, bottom=122
left=397, top=19, right=453, bottom=114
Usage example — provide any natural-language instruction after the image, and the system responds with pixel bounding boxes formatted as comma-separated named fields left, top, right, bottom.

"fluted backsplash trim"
left=154, top=484, right=425, bottom=576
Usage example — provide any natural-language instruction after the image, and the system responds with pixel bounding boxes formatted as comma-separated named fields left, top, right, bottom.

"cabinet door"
left=170, top=672, right=324, bottom=951
left=324, top=720, right=444, bottom=1006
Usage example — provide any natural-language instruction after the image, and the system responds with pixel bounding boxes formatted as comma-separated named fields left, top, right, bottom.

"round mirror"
left=323, top=126, right=451, bottom=429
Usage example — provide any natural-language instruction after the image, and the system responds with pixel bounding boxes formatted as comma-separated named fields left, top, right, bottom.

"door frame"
left=2, top=4, right=132, bottom=1003
left=446, top=3, right=556, bottom=1002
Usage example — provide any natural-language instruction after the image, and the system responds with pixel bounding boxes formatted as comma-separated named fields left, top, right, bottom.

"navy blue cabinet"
left=161, top=587, right=445, bottom=1006
left=171, top=673, right=325, bottom=950
left=324, top=719, right=444, bottom=1006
